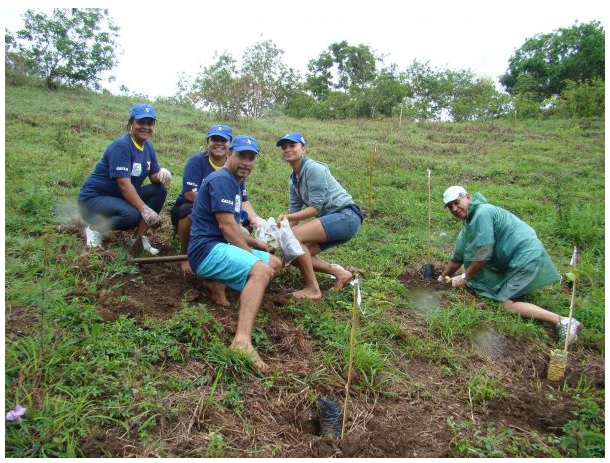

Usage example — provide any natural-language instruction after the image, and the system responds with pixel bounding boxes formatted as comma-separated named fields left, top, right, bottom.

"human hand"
left=437, top=275, right=446, bottom=283
left=451, top=273, right=468, bottom=287
left=157, top=168, right=172, bottom=186
left=253, top=239, right=274, bottom=252
left=250, top=216, right=265, bottom=230
left=140, top=205, right=161, bottom=227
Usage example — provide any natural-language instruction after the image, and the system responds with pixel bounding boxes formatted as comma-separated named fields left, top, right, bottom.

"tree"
left=354, top=65, right=409, bottom=118
left=5, top=29, right=24, bottom=74
left=446, top=74, right=509, bottom=122
left=306, top=41, right=379, bottom=97
left=176, top=52, right=242, bottom=119
left=399, top=60, right=509, bottom=121
left=500, top=21, right=605, bottom=100
left=15, top=8, right=119, bottom=90
left=239, top=40, right=299, bottom=117
left=177, top=40, right=298, bottom=118
left=304, top=41, right=408, bottom=119
left=401, top=60, right=448, bottom=121
left=554, top=78, right=605, bottom=118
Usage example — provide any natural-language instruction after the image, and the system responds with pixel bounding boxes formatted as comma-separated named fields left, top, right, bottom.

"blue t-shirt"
left=187, top=168, right=248, bottom=271
left=78, top=133, right=160, bottom=200
left=174, top=152, right=222, bottom=208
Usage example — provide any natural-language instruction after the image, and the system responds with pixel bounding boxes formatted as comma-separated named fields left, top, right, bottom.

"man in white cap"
left=438, top=186, right=582, bottom=346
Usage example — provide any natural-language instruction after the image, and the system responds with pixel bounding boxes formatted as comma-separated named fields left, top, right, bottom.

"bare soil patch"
left=7, top=230, right=603, bottom=457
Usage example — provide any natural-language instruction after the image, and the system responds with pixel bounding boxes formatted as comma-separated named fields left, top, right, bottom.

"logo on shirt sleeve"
left=132, top=163, right=142, bottom=176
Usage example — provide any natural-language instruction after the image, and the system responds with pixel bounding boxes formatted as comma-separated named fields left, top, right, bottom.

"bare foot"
left=290, top=288, right=322, bottom=301
left=181, top=260, right=193, bottom=274
left=230, top=341, right=269, bottom=372
left=332, top=267, right=353, bottom=289
left=201, top=279, right=230, bottom=307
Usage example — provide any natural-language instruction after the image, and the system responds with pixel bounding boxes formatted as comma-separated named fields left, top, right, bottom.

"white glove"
left=451, top=273, right=468, bottom=287
left=437, top=275, right=446, bottom=283
left=250, top=216, right=265, bottom=230
left=157, top=168, right=172, bottom=186
left=140, top=205, right=161, bottom=227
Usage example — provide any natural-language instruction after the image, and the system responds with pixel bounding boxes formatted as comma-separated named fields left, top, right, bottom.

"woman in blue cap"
left=276, top=132, right=364, bottom=300
left=77, top=103, right=172, bottom=255
left=438, top=185, right=583, bottom=346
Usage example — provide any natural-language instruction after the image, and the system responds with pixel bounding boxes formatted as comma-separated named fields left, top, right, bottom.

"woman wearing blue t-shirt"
left=276, top=132, right=364, bottom=300
left=77, top=103, right=172, bottom=255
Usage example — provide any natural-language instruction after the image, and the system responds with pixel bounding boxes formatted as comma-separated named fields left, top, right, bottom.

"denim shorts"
left=319, top=206, right=363, bottom=252
left=195, top=243, right=270, bottom=291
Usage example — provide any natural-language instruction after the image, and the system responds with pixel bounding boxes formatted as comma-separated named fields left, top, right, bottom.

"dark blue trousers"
left=78, top=184, right=167, bottom=231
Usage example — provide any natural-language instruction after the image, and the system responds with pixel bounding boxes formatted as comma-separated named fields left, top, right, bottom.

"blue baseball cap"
left=230, top=135, right=260, bottom=154
left=207, top=124, right=232, bottom=141
left=129, top=103, right=156, bottom=120
left=276, top=132, right=306, bottom=147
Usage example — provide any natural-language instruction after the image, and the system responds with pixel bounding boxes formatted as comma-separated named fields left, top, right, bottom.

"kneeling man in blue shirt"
left=188, top=135, right=282, bottom=372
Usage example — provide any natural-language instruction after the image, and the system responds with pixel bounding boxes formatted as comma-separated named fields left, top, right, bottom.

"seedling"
left=547, top=246, right=579, bottom=381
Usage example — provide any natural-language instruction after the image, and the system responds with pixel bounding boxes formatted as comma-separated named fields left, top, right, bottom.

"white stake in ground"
left=423, top=169, right=435, bottom=279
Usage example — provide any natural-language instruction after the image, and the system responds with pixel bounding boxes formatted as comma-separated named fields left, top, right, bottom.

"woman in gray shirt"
left=276, top=132, right=363, bottom=300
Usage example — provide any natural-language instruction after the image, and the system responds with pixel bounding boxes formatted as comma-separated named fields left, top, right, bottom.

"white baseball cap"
left=443, top=186, right=467, bottom=207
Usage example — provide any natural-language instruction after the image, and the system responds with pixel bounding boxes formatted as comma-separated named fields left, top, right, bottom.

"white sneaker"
left=85, top=226, right=103, bottom=248
left=556, top=317, right=583, bottom=346
left=128, top=235, right=160, bottom=256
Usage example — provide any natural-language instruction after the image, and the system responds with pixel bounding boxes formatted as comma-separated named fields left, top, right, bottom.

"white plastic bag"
left=255, top=217, right=278, bottom=248
left=277, top=218, right=304, bottom=265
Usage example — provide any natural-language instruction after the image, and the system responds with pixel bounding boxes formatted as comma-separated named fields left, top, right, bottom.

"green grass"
left=4, top=80, right=605, bottom=457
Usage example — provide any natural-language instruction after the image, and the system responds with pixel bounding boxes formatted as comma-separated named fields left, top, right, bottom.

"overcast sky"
left=3, top=1, right=607, bottom=99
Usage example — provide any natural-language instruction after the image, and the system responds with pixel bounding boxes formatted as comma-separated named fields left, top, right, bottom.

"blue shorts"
left=319, top=205, right=363, bottom=252
left=195, top=243, right=270, bottom=291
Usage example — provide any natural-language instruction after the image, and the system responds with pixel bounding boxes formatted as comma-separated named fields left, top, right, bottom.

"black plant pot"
left=423, top=264, right=435, bottom=280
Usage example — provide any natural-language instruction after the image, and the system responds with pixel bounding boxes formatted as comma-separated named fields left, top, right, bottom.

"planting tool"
left=547, top=246, right=578, bottom=381
left=423, top=168, right=435, bottom=279
left=128, top=235, right=144, bottom=258
left=127, top=254, right=187, bottom=264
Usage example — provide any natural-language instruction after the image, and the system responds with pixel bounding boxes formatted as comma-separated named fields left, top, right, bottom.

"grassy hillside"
left=4, top=82, right=605, bottom=457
